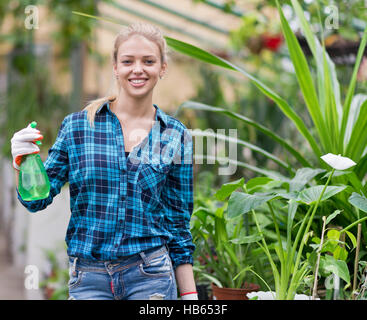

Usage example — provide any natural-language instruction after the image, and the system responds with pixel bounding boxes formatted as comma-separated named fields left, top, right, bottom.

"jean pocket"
left=139, top=252, right=172, bottom=278
left=68, top=266, right=84, bottom=289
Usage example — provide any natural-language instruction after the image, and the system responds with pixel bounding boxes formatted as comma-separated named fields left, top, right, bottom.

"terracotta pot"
left=211, top=283, right=260, bottom=300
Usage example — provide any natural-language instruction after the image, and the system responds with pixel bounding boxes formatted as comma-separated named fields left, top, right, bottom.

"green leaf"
left=343, top=94, right=367, bottom=149
left=214, top=178, right=245, bottom=201
left=289, top=168, right=325, bottom=192
left=327, top=229, right=341, bottom=241
left=287, top=199, right=299, bottom=239
left=228, top=192, right=278, bottom=219
left=345, top=231, right=357, bottom=249
left=322, top=255, right=351, bottom=284
left=195, top=271, right=223, bottom=288
left=298, top=185, right=346, bottom=205
left=165, top=36, right=236, bottom=71
left=339, top=26, right=367, bottom=151
left=192, top=207, right=214, bottom=223
left=325, top=210, right=342, bottom=225
left=345, top=99, right=367, bottom=161
left=333, top=246, right=348, bottom=261
left=246, top=177, right=273, bottom=193
left=278, top=1, right=327, bottom=152
left=348, top=192, right=367, bottom=213
left=229, top=233, right=263, bottom=245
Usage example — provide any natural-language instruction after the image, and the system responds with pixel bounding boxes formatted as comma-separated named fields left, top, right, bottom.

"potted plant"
left=192, top=177, right=271, bottom=300
left=225, top=154, right=357, bottom=299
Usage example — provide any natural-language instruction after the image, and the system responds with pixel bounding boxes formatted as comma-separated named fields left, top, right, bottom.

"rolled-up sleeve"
left=162, top=129, right=195, bottom=269
left=17, top=115, right=70, bottom=212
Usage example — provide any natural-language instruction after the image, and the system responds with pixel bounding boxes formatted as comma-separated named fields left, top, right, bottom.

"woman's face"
left=113, top=34, right=166, bottom=100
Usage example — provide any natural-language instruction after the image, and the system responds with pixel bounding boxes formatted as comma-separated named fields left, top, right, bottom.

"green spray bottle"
left=18, top=121, right=50, bottom=201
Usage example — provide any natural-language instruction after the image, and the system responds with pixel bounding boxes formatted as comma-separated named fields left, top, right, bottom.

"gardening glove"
left=11, top=123, right=43, bottom=170
left=180, top=292, right=199, bottom=300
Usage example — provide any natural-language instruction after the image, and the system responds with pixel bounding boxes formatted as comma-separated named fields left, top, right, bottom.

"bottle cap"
left=30, top=121, right=42, bottom=146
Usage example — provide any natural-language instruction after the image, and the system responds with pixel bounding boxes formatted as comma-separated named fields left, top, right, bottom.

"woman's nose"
left=133, top=62, right=143, bottom=73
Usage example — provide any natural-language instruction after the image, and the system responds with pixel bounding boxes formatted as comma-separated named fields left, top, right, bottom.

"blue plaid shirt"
left=17, top=102, right=195, bottom=269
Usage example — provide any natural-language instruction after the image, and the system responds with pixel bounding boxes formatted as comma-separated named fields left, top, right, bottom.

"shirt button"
left=119, top=219, right=123, bottom=224
left=114, top=244, right=118, bottom=248
left=121, top=195, right=125, bottom=201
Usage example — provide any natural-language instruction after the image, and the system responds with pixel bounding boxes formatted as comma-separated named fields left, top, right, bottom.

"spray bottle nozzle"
left=30, top=121, right=42, bottom=146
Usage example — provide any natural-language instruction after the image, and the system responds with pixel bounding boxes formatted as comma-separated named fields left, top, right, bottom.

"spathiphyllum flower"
left=321, top=153, right=357, bottom=170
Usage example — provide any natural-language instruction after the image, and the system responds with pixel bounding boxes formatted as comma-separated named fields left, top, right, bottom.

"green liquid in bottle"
left=18, top=121, right=50, bottom=201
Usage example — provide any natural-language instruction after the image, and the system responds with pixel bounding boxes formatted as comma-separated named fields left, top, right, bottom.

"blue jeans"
left=67, top=245, right=177, bottom=300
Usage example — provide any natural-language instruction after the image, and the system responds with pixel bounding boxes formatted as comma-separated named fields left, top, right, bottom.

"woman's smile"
left=128, top=77, right=148, bottom=87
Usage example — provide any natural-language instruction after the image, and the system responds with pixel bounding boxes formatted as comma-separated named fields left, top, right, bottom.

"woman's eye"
left=145, top=60, right=154, bottom=65
left=122, top=60, right=132, bottom=64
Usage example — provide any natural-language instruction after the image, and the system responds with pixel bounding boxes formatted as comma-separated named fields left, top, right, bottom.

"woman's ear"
left=113, top=63, right=118, bottom=78
left=160, top=62, right=168, bottom=79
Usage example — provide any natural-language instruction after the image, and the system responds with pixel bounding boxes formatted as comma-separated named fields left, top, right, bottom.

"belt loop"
left=72, top=257, right=78, bottom=276
left=139, top=251, right=150, bottom=267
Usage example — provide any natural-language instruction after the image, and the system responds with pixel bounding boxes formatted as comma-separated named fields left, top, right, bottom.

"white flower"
left=321, top=153, right=356, bottom=170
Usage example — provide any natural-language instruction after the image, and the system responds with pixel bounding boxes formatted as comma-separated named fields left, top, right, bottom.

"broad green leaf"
left=192, top=207, right=214, bottom=223
left=289, top=167, right=325, bottom=192
left=246, top=177, right=273, bottom=193
left=325, top=210, right=342, bottom=225
left=246, top=179, right=284, bottom=195
left=297, top=185, right=346, bottom=205
left=214, top=178, right=245, bottom=201
left=322, top=255, right=351, bottom=284
left=333, top=246, right=348, bottom=261
left=348, top=192, right=367, bottom=213
left=327, top=229, right=340, bottom=241
left=228, top=192, right=278, bottom=219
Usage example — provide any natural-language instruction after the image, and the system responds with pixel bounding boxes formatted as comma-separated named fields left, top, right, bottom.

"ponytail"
left=83, top=95, right=116, bottom=128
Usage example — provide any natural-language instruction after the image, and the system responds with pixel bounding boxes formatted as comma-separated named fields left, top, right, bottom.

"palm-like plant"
left=171, top=1, right=367, bottom=237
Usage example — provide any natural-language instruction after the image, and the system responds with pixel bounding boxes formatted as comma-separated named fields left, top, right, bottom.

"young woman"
left=11, top=22, right=197, bottom=300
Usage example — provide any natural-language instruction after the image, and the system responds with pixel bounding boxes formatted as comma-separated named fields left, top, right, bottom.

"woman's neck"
left=111, top=91, right=155, bottom=121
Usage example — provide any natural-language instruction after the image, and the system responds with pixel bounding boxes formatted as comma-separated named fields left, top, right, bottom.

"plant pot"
left=246, top=291, right=320, bottom=300
left=211, top=283, right=260, bottom=300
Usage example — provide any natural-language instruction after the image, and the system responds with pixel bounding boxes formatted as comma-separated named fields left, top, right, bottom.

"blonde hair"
left=83, top=22, right=168, bottom=127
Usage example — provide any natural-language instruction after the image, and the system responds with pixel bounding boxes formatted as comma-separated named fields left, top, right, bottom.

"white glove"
left=11, top=123, right=43, bottom=170
left=181, top=292, right=199, bottom=300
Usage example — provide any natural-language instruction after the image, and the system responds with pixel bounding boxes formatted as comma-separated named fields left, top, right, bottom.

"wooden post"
left=353, top=224, right=362, bottom=299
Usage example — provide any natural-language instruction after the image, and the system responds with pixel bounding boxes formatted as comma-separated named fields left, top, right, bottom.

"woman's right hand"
left=11, top=123, right=43, bottom=170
